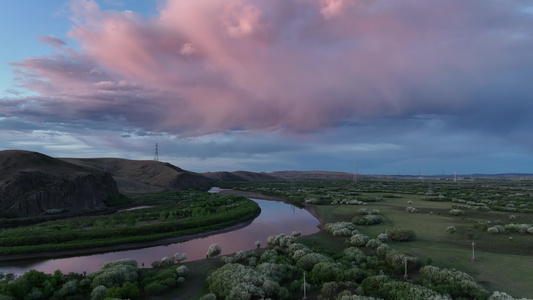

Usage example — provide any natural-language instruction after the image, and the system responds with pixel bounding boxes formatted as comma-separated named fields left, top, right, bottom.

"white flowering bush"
left=256, top=262, right=296, bottom=282
left=350, top=233, right=370, bottom=247
left=296, top=252, right=332, bottom=271
left=234, top=250, right=248, bottom=261
left=259, top=249, right=279, bottom=263
left=375, top=244, right=391, bottom=258
left=292, top=230, right=302, bottom=237
left=207, top=243, right=222, bottom=258
left=331, top=199, right=365, bottom=205
left=366, top=239, right=383, bottom=249
left=361, top=275, right=451, bottom=299
left=446, top=226, right=457, bottom=234
left=384, top=250, right=420, bottom=271
left=504, top=223, right=532, bottom=233
left=449, top=209, right=465, bottom=216
left=324, top=222, right=359, bottom=236
left=343, top=247, right=367, bottom=264
left=255, top=240, right=262, bottom=248
left=199, top=293, right=217, bottom=300
left=90, top=285, right=107, bottom=300
left=385, top=228, right=415, bottom=242
left=310, top=262, right=346, bottom=283
left=305, top=198, right=321, bottom=204
left=377, top=233, right=388, bottom=242
left=487, top=225, right=506, bottom=234
left=90, top=259, right=139, bottom=289
left=352, top=215, right=382, bottom=225
left=175, top=265, right=189, bottom=277
left=173, top=252, right=187, bottom=263
left=206, top=263, right=268, bottom=299
left=357, top=208, right=374, bottom=215
left=406, top=206, right=418, bottom=213
left=419, top=265, right=488, bottom=299
left=488, top=291, right=533, bottom=300
left=266, top=234, right=295, bottom=247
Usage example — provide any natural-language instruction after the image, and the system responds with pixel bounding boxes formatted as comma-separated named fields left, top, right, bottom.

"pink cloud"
left=7, top=0, right=533, bottom=136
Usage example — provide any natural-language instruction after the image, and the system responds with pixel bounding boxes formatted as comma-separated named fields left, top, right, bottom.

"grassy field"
left=314, top=192, right=533, bottom=298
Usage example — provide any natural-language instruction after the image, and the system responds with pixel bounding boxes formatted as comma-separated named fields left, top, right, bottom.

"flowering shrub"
left=487, top=225, right=506, bottom=234
left=90, top=259, right=139, bottom=289
left=206, top=243, right=222, bottom=258
left=419, top=265, right=488, bottom=299
left=324, top=222, right=359, bottom=236
left=446, top=226, right=457, bottom=234
left=259, top=249, right=279, bottom=263
left=385, top=228, right=415, bottom=242
left=256, top=262, right=296, bottom=282
left=375, top=244, right=391, bottom=258
left=296, top=252, right=332, bottom=271
left=266, top=234, right=295, bottom=247
left=365, top=239, right=383, bottom=249
left=305, top=198, right=321, bottom=204
left=384, top=250, right=420, bottom=271
left=175, top=265, right=189, bottom=277
left=350, top=233, right=370, bottom=247
left=255, top=240, right=262, bottom=248
left=206, top=263, right=268, bottom=299
left=311, top=262, right=346, bottom=284
left=352, top=215, right=382, bottom=225
left=449, top=209, right=465, bottom=216
left=406, top=206, right=418, bottom=213
left=331, top=198, right=366, bottom=205
left=361, top=275, right=451, bottom=299
left=504, top=223, right=532, bottom=233
left=343, top=247, right=367, bottom=263
left=173, top=252, right=187, bottom=263
left=377, top=233, right=388, bottom=242
left=488, top=291, right=532, bottom=300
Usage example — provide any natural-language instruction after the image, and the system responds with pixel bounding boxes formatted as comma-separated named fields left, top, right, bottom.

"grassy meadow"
left=227, top=178, right=533, bottom=298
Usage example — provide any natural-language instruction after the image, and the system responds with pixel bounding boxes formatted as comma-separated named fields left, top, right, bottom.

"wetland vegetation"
left=1, top=177, right=532, bottom=299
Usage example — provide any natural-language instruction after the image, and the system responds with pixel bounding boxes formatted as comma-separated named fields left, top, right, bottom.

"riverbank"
left=219, top=189, right=324, bottom=229
left=0, top=190, right=324, bottom=263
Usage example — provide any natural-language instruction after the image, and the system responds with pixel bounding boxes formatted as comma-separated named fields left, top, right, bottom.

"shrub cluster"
left=324, top=222, right=359, bottom=237
left=419, top=265, right=488, bottom=299
left=385, top=228, right=415, bottom=242
left=352, top=215, right=382, bottom=225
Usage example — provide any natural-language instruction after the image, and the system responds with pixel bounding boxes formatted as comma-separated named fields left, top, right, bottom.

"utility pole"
left=404, top=257, right=409, bottom=280
left=302, top=271, right=307, bottom=300
left=471, top=242, right=476, bottom=262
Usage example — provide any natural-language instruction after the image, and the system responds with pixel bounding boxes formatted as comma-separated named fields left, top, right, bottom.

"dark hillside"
left=0, top=150, right=119, bottom=216
left=60, top=158, right=212, bottom=193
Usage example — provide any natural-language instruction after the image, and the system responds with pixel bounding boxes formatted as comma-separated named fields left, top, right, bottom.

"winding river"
left=0, top=198, right=320, bottom=275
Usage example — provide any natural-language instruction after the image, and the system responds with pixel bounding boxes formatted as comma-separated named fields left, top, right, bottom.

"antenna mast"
left=154, top=143, right=159, bottom=161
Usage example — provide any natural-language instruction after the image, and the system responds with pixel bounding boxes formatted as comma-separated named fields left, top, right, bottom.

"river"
left=0, top=198, right=319, bottom=275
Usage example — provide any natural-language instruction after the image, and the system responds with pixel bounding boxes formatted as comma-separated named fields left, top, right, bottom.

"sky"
left=1, top=0, right=533, bottom=175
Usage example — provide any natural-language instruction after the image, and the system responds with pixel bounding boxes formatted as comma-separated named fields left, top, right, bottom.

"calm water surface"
left=0, top=199, right=319, bottom=275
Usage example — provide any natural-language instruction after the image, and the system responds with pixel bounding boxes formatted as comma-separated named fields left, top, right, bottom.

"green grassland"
left=228, top=178, right=533, bottom=298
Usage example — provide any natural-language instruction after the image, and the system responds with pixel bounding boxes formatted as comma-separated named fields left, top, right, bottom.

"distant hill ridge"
left=0, top=150, right=278, bottom=216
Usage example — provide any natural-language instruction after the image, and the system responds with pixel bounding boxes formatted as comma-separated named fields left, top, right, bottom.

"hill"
left=270, top=170, right=360, bottom=180
left=0, top=150, right=119, bottom=217
left=60, top=158, right=212, bottom=193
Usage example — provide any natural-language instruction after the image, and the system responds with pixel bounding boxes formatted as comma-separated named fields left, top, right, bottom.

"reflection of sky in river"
left=0, top=199, right=319, bottom=275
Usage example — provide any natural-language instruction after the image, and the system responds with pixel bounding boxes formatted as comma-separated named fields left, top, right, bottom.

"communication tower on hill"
left=154, top=143, right=159, bottom=161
